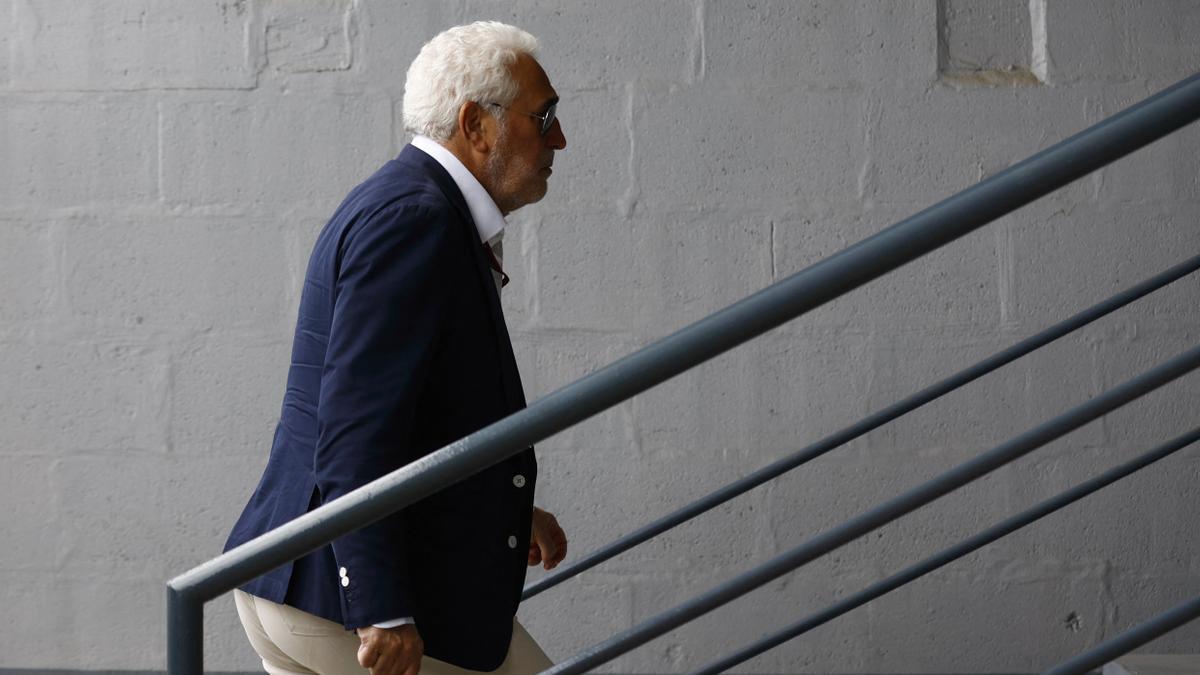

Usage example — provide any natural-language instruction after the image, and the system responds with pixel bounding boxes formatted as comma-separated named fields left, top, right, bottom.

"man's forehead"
left=513, top=54, right=557, bottom=107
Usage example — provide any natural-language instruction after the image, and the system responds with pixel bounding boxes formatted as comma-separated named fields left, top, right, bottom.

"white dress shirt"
left=371, top=137, right=509, bottom=629
left=412, top=134, right=507, bottom=260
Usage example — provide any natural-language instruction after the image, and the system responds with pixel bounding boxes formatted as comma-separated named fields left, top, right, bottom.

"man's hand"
left=529, top=506, right=568, bottom=570
left=356, top=624, right=423, bottom=675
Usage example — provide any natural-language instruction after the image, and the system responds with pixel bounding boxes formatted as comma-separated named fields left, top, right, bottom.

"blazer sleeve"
left=315, top=203, right=456, bottom=628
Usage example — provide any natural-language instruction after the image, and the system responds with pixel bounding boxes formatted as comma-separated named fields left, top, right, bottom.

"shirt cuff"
left=372, top=617, right=415, bottom=629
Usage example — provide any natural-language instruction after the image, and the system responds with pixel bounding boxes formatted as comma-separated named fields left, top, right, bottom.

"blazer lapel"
left=398, top=146, right=527, bottom=412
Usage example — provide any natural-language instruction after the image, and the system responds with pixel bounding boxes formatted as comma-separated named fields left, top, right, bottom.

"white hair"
left=403, top=21, right=539, bottom=142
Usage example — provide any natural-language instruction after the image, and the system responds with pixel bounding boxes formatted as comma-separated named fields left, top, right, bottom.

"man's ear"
left=458, top=102, right=493, bottom=153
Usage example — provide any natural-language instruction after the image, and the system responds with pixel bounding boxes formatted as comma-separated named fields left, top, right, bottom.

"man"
left=224, top=21, right=569, bottom=675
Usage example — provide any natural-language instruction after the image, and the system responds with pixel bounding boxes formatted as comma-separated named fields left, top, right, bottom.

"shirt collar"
left=411, top=135, right=506, bottom=243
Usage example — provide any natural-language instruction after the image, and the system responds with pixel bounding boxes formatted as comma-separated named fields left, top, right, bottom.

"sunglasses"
left=484, top=101, right=558, bottom=136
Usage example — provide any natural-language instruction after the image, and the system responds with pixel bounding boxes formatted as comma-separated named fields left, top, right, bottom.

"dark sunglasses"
left=484, top=101, right=557, bottom=136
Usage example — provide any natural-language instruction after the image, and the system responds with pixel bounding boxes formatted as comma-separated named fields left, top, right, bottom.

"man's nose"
left=546, top=117, right=566, bottom=150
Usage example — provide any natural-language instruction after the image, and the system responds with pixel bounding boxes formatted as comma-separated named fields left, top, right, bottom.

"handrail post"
left=167, top=584, right=203, bottom=675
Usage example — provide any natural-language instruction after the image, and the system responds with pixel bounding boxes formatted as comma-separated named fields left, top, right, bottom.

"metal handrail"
left=524, top=253, right=1200, bottom=600
left=1042, top=593, right=1200, bottom=675
left=544, top=345, right=1200, bottom=674
left=690, top=425, right=1200, bottom=675
left=167, top=71, right=1200, bottom=674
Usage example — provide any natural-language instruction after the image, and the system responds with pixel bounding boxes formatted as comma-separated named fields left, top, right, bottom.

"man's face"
left=484, top=54, right=567, bottom=215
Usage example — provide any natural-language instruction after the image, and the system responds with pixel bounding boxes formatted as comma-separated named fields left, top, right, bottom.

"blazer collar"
left=396, top=144, right=475, bottom=227
left=409, top=135, right=506, bottom=244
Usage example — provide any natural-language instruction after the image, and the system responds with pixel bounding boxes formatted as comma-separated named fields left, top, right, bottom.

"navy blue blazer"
left=225, top=145, right=537, bottom=671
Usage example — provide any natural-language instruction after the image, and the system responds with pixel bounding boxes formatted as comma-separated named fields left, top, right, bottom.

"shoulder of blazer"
left=321, top=146, right=479, bottom=279
left=391, top=145, right=478, bottom=236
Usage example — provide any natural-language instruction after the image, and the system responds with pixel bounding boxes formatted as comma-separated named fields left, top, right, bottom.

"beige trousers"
left=234, top=589, right=553, bottom=675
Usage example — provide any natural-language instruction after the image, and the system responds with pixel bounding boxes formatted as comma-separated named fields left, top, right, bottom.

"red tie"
left=483, top=242, right=510, bottom=288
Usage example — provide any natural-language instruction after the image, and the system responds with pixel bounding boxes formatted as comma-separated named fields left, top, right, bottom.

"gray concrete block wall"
left=1, top=1, right=1197, bottom=672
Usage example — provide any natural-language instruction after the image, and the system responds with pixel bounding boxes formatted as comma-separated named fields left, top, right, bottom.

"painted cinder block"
left=459, top=0, right=695, bottom=88
left=8, top=0, right=256, bottom=91
left=622, top=570, right=753, bottom=672
left=772, top=203, right=1003, bottom=332
left=865, top=331, right=1029, bottom=452
left=618, top=210, right=772, bottom=337
left=631, top=328, right=876, bottom=461
left=1041, top=0, right=1200, bottom=86
left=533, top=437, right=768, bottom=578
left=0, top=455, right=58, bottom=571
left=1009, top=334, right=1106, bottom=442
left=535, top=208, right=772, bottom=337
left=510, top=328, right=638, bottom=455
left=1091, top=329, right=1200, bottom=447
left=678, top=565, right=877, bottom=674
left=636, top=84, right=865, bottom=212
left=518, top=579, right=632, bottom=671
left=354, top=0, right=474, bottom=96
left=54, top=453, right=170, bottom=576
left=864, top=326, right=1105, bottom=455
left=938, top=0, right=1032, bottom=75
left=62, top=217, right=291, bottom=335
left=160, top=94, right=394, bottom=213
left=864, top=84, right=1095, bottom=207
left=0, top=338, right=168, bottom=454
left=999, top=444, right=1138, bottom=564
left=169, top=334, right=292, bottom=457
left=619, top=560, right=875, bottom=674
left=765, top=440, right=1019, bottom=575
left=706, top=0, right=936, bottom=88
left=1003, top=445, right=1200, bottom=578
left=512, top=447, right=629, bottom=574
left=361, top=2, right=680, bottom=94
left=1093, top=82, right=1200, bottom=205
left=861, top=568, right=1106, bottom=672
left=1005, top=201, right=1200, bottom=330
left=159, top=454, right=275, bottom=573
left=0, top=96, right=157, bottom=208
left=0, top=572, right=164, bottom=668
left=1101, top=567, right=1200, bottom=653
left=748, top=328, right=879, bottom=449
left=522, top=85, right=632, bottom=212
left=626, top=478, right=771, bottom=578
left=530, top=210, right=638, bottom=334
left=263, top=0, right=355, bottom=75
left=0, top=0, right=10, bottom=87
left=0, top=219, right=54, bottom=331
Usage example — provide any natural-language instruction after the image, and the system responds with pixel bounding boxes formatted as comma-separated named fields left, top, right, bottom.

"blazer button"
left=341, top=576, right=350, bottom=587
left=512, top=474, right=526, bottom=488
left=507, top=535, right=518, bottom=549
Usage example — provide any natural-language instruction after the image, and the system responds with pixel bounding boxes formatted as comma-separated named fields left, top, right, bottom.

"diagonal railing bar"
left=524, top=253, right=1200, bottom=600
left=690, top=425, right=1200, bottom=675
left=540, top=345, right=1200, bottom=675
left=168, top=72, right=1200, bottom=673
left=1042, top=593, right=1200, bottom=675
